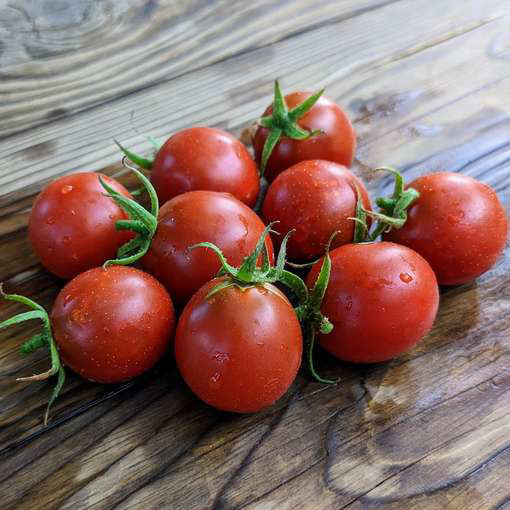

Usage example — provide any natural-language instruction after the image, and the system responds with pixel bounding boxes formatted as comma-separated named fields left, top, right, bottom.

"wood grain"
left=1, top=0, right=508, bottom=202
left=0, top=0, right=393, bottom=138
left=0, top=1, right=509, bottom=509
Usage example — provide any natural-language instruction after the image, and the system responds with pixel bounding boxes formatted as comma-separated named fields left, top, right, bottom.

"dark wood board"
left=0, top=1, right=509, bottom=509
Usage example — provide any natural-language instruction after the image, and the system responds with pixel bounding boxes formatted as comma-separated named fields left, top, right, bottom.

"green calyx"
left=295, top=232, right=338, bottom=385
left=191, top=225, right=339, bottom=385
left=0, top=284, right=65, bottom=425
left=189, top=223, right=308, bottom=303
left=114, top=136, right=163, bottom=171
left=191, top=224, right=338, bottom=383
left=349, top=181, right=369, bottom=243
left=258, top=80, right=325, bottom=176
left=344, top=167, right=419, bottom=243
left=100, top=165, right=159, bottom=266
left=366, top=167, right=420, bottom=241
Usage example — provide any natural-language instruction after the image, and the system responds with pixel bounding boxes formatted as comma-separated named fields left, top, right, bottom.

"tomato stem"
left=0, top=284, right=65, bottom=425
left=115, top=139, right=154, bottom=170
left=100, top=163, right=159, bottom=266
left=297, top=232, right=339, bottom=384
left=350, top=182, right=369, bottom=243
left=191, top=228, right=338, bottom=385
left=367, top=167, right=420, bottom=241
left=189, top=224, right=310, bottom=305
left=257, top=80, right=324, bottom=176
left=306, top=325, right=337, bottom=385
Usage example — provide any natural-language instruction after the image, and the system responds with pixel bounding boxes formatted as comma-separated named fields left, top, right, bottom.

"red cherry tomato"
left=383, top=172, right=508, bottom=285
left=141, top=191, right=274, bottom=305
left=151, top=127, right=260, bottom=207
left=51, top=266, right=175, bottom=383
left=306, top=242, right=439, bottom=363
left=175, top=277, right=302, bottom=412
left=262, top=160, right=372, bottom=261
left=253, top=93, right=356, bottom=182
left=29, top=173, right=133, bottom=279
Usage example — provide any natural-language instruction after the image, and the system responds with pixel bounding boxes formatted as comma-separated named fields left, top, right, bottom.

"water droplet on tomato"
left=447, top=210, right=465, bottom=225
left=400, top=272, right=413, bottom=284
left=71, top=254, right=79, bottom=261
left=46, top=217, right=55, bottom=225
left=47, top=247, right=54, bottom=254
left=345, top=298, right=353, bottom=311
left=62, top=236, right=71, bottom=245
left=60, top=185, right=73, bottom=195
left=238, top=214, right=249, bottom=237
left=209, top=372, right=222, bottom=389
left=71, top=307, right=90, bottom=324
left=213, top=351, right=230, bottom=363
left=63, top=294, right=73, bottom=305
left=108, top=213, right=115, bottom=220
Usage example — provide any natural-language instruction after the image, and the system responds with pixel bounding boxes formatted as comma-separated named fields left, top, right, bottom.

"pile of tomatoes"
left=1, top=81, right=507, bottom=424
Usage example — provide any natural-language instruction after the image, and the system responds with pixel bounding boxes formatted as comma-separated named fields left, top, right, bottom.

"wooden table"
left=1, top=1, right=509, bottom=509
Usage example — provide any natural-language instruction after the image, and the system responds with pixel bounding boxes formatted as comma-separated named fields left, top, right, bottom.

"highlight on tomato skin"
left=253, top=90, right=356, bottom=182
left=262, top=160, right=372, bottom=262
left=51, top=266, right=175, bottom=383
left=306, top=242, right=440, bottom=364
left=29, top=172, right=134, bottom=280
left=150, top=127, right=260, bottom=207
left=140, top=190, right=275, bottom=306
left=382, top=172, right=509, bottom=285
left=174, top=277, right=303, bottom=413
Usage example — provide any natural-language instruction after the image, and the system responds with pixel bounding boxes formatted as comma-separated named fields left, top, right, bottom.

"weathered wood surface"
left=0, top=1, right=509, bottom=509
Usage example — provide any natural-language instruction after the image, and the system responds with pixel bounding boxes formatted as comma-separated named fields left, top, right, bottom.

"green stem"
left=306, top=325, right=337, bottom=385
left=257, top=80, right=324, bottom=176
left=351, top=182, right=369, bottom=243
left=295, top=233, right=339, bottom=384
left=367, top=167, right=420, bottom=239
left=100, top=166, right=159, bottom=266
left=0, top=284, right=65, bottom=425
left=115, top=140, right=153, bottom=170
left=21, top=332, right=48, bottom=354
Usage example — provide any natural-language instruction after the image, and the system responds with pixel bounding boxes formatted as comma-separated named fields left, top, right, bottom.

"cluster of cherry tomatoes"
left=1, top=81, right=507, bottom=424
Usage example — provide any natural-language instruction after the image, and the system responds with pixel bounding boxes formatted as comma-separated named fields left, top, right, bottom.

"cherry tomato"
left=175, top=277, right=302, bottom=412
left=253, top=93, right=356, bottom=182
left=262, top=160, right=372, bottom=261
left=383, top=172, right=508, bottom=285
left=306, top=242, right=439, bottom=363
left=29, top=172, right=133, bottom=280
left=51, top=266, right=175, bottom=383
left=141, top=191, right=274, bottom=305
left=151, top=127, right=260, bottom=207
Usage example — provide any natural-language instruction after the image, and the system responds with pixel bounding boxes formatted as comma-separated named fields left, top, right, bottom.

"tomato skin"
left=175, top=278, right=302, bottom=412
left=306, top=242, right=439, bottom=363
left=29, top=173, right=133, bottom=280
left=51, top=266, right=175, bottom=383
left=151, top=127, right=260, bottom=207
left=253, top=93, right=356, bottom=182
left=383, top=172, right=508, bottom=285
left=141, top=191, right=274, bottom=306
left=262, top=160, right=371, bottom=261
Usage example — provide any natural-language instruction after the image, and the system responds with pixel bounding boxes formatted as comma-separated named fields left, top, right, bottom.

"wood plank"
left=0, top=0, right=393, bottom=138
left=0, top=0, right=508, bottom=203
left=1, top=2, right=509, bottom=509
left=2, top=75, right=509, bottom=510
